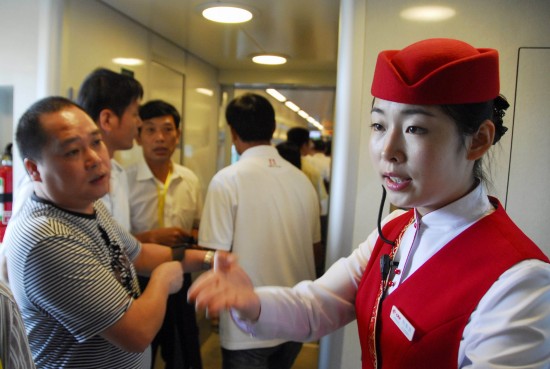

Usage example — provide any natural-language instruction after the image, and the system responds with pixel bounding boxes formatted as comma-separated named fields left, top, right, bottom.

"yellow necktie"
left=156, top=168, right=172, bottom=228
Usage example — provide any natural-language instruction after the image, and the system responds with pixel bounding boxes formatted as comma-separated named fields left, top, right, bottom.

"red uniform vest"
left=355, top=198, right=549, bottom=369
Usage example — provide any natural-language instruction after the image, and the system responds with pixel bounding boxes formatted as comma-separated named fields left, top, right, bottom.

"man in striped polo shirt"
left=3, top=96, right=214, bottom=369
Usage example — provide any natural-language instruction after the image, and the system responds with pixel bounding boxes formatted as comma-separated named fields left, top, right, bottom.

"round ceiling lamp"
left=251, top=54, right=288, bottom=65
left=199, top=3, right=254, bottom=23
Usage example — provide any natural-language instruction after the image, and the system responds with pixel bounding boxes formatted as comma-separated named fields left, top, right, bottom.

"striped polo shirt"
left=4, top=195, right=145, bottom=369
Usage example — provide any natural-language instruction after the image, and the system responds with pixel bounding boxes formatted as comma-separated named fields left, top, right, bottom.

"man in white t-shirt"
left=310, top=139, right=331, bottom=188
left=286, top=127, right=328, bottom=217
left=198, top=93, right=322, bottom=369
left=126, top=100, right=203, bottom=369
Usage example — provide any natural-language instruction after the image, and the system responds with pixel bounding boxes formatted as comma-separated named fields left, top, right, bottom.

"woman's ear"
left=24, top=158, right=41, bottom=182
left=467, top=120, right=495, bottom=161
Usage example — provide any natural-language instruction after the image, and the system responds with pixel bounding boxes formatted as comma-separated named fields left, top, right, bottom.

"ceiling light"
left=400, top=6, right=456, bottom=22
left=307, top=116, right=323, bottom=130
left=196, top=88, right=214, bottom=96
left=284, top=101, right=300, bottom=112
left=298, top=110, right=310, bottom=119
left=199, top=3, right=254, bottom=23
left=266, top=88, right=286, bottom=102
left=112, top=57, right=144, bottom=66
left=252, top=54, right=288, bottom=65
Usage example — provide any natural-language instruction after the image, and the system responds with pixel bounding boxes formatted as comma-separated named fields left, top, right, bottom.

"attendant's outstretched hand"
left=188, top=251, right=261, bottom=321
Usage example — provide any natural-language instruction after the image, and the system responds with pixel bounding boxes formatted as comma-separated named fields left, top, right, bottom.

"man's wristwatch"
left=172, top=246, right=186, bottom=262
left=172, top=236, right=196, bottom=262
left=202, top=250, right=215, bottom=270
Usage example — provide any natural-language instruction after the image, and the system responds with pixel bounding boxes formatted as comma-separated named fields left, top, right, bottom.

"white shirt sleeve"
left=231, top=224, right=381, bottom=341
left=198, top=176, right=235, bottom=251
left=230, top=210, right=407, bottom=341
left=459, top=259, right=550, bottom=369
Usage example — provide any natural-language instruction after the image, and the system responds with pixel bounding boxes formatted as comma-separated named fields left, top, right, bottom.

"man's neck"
left=103, top=137, right=116, bottom=159
left=146, top=159, right=172, bottom=182
left=237, top=140, right=271, bottom=155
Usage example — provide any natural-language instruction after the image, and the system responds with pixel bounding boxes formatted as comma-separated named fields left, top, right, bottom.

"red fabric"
left=356, top=211, right=414, bottom=368
left=356, top=198, right=549, bottom=369
left=371, top=38, right=499, bottom=104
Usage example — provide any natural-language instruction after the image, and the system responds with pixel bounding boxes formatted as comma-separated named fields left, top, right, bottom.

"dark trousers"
left=221, top=341, right=303, bottom=369
left=140, top=273, right=203, bottom=369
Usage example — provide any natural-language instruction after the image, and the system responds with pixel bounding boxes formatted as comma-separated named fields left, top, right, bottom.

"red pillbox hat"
left=371, top=38, right=500, bottom=104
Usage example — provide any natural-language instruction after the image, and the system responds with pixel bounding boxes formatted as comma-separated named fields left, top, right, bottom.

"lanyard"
left=368, top=216, right=415, bottom=369
left=156, top=168, right=172, bottom=228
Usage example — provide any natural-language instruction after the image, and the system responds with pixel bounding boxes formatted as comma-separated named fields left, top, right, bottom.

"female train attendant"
left=189, top=38, right=550, bottom=368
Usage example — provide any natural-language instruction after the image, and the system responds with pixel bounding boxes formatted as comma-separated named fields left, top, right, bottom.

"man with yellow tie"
left=126, top=100, right=204, bottom=369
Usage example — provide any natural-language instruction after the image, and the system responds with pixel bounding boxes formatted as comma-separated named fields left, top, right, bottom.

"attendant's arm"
left=188, top=251, right=362, bottom=342
left=190, top=212, right=405, bottom=342
left=189, top=252, right=261, bottom=320
left=459, top=260, right=550, bottom=368
left=189, top=232, right=376, bottom=342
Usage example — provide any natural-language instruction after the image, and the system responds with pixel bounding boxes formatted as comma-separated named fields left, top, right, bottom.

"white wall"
left=60, top=0, right=150, bottom=96
left=324, top=1, right=550, bottom=368
left=506, top=48, right=550, bottom=254
left=0, top=0, right=43, bottom=185
left=0, top=87, right=14, bottom=155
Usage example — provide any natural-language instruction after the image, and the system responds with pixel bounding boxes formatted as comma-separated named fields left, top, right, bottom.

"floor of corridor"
left=199, top=332, right=319, bottom=369
left=154, top=314, right=319, bottom=369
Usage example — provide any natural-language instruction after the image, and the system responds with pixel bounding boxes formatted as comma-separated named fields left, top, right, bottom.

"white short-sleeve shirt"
left=199, top=145, right=321, bottom=350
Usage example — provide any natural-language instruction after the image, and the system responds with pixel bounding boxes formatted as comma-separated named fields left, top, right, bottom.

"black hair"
left=225, top=93, right=275, bottom=142
left=76, top=68, right=143, bottom=122
left=324, top=140, right=332, bottom=156
left=312, top=139, right=326, bottom=152
left=441, top=94, right=509, bottom=182
left=16, top=96, right=81, bottom=161
left=139, top=100, right=181, bottom=130
left=286, top=127, right=311, bottom=147
left=276, top=141, right=302, bottom=169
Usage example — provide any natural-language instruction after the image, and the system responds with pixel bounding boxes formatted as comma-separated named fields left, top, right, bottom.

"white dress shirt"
left=126, top=160, right=202, bottom=234
left=100, top=159, right=131, bottom=231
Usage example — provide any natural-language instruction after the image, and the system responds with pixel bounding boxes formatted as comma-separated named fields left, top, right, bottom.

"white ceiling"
left=100, top=0, right=340, bottom=72
left=99, top=0, right=340, bottom=130
left=101, top=1, right=549, bottom=131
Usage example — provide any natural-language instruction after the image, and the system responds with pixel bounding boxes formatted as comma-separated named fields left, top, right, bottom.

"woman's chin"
left=386, top=196, right=414, bottom=211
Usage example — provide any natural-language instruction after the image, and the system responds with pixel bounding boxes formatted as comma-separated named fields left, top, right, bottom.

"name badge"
left=390, top=305, right=415, bottom=341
